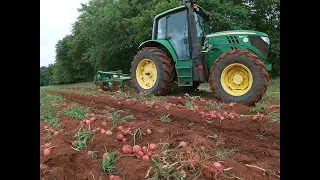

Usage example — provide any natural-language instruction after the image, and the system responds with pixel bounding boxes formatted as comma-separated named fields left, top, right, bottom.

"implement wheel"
left=130, top=47, right=174, bottom=95
left=208, top=50, right=269, bottom=106
left=95, top=81, right=108, bottom=91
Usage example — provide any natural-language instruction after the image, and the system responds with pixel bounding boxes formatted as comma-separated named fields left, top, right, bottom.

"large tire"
left=208, top=50, right=269, bottom=106
left=130, top=47, right=174, bottom=95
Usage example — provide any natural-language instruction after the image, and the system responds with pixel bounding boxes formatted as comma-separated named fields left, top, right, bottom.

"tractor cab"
left=152, top=5, right=209, bottom=59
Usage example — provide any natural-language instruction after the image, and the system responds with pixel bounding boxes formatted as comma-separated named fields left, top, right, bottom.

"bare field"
left=40, top=79, right=280, bottom=180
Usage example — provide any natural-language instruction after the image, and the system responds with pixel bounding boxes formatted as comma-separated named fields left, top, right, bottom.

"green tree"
left=199, top=0, right=253, bottom=32
left=53, top=35, right=76, bottom=84
left=40, top=64, right=55, bottom=86
left=69, top=21, right=95, bottom=82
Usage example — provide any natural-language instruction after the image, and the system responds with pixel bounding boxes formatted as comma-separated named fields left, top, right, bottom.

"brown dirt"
left=41, top=89, right=280, bottom=180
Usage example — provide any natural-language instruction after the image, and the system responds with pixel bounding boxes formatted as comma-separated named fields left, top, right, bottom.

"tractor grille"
left=226, top=36, right=240, bottom=44
left=249, top=36, right=269, bottom=57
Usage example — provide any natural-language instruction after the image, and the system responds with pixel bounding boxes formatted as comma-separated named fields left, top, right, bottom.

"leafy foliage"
left=40, top=64, right=55, bottom=86
left=63, top=103, right=90, bottom=120
left=74, top=129, right=94, bottom=150
left=102, top=150, right=122, bottom=175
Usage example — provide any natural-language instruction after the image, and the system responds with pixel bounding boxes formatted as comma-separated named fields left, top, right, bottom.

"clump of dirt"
left=165, top=96, right=187, bottom=106
left=221, top=103, right=251, bottom=114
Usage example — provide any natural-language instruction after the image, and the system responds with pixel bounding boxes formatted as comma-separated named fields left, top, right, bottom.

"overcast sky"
left=40, top=0, right=89, bottom=67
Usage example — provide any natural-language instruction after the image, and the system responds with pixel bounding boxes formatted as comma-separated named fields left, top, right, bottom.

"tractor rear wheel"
left=130, top=47, right=174, bottom=95
left=208, top=50, right=269, bottom=106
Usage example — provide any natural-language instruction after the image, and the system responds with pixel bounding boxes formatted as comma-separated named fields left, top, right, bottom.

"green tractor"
left=96, top=0, right=271, bottom=106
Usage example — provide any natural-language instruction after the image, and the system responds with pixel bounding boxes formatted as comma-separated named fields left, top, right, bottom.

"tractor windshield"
left=153, top=7, right=208, bottom=58
left=195, top=12, right=207, bottom=38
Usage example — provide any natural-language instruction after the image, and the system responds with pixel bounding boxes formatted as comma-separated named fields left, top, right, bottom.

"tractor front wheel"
left=208, top=50, right=269, bottom=106
left=130, top=47, right=174, bottom=95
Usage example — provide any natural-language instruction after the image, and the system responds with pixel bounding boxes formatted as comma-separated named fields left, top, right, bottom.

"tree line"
left=40, top=0, right=280, bottom=86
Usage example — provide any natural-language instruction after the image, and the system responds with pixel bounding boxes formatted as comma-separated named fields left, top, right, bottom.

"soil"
left=40, top=88, right=280, bottom=180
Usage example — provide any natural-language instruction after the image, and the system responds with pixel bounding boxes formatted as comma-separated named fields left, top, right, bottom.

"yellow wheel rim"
left=136, top=59, right=157, bottom=89
left=221, top=63, right=253, bottom=96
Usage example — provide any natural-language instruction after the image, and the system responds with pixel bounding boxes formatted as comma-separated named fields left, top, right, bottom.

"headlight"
left=261, top=36, right=270, bottom=45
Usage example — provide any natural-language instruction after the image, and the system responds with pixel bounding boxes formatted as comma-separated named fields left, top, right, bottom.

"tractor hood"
left=206, top=30, right=268, bottom=38
left=203, top=29, right=270, bottom=66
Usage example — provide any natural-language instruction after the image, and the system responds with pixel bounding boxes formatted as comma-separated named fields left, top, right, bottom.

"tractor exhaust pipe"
left=183, top=0, right=206, bottom=83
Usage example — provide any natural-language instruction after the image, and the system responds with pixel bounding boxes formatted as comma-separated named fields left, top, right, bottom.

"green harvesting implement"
left=94, top=70, right=131, bottom=91
left=94, top=0, right=271, bottom=106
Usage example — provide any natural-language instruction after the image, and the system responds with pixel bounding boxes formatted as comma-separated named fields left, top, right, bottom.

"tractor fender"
left=245, top=46, right=267, bottom=62
left=243, top=46, right=272, bottom=71
left=138, top=40, right=178, bottom=62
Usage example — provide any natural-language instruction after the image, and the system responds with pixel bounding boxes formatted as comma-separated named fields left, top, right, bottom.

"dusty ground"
left=40, top=84, right=280, bottom=180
